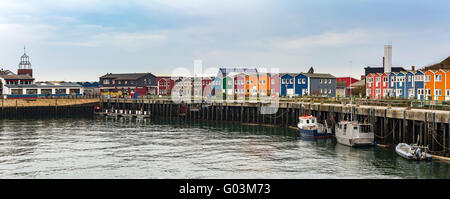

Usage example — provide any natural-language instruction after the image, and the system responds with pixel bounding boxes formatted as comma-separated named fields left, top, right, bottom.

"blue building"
left=395, top=72, right=406, bottom=98
left=280, top=73, right=297, bottom=97
left=414, top=70, right=425, bottom=100
left=405, top=71, right=415, bottom=99
left=295, top=73, right=308, bottom=96
left=211, top=77, right=222, bottom=97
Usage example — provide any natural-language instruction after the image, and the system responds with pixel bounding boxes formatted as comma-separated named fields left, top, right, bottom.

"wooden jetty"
left=100, top=97, right=450, bottom=157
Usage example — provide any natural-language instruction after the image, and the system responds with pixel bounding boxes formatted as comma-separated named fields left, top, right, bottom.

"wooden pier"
left=100, top=97, right=450, bottom=157
left=0, top=98, right=100, bottom=119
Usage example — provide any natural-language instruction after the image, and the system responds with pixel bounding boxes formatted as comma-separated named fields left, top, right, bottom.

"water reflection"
left=0, top=117, right=449, bottom=178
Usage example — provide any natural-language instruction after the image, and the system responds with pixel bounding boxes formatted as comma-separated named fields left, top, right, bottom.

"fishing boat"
left=395, top=143, right=432, bottom=161
left=297, top=115, right=333, bottom=138
left=335, top=121, right=374, bottom=147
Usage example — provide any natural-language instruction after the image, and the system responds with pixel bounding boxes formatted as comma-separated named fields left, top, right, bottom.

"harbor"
left=1, top=117, right=449, bottom=179
left=99, top=97, right=450, bottom=158
left=2, top=0, right=450, bottom=182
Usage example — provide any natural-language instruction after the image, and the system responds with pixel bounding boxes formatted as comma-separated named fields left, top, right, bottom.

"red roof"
left=299, top=115, right=316, bottom=119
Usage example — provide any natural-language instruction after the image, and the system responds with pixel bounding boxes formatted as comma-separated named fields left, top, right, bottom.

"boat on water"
left=395, top=143, right=432, bottom=161
left=297, top=115, right=333, bottom=138
left=335, top=121, right=374, bottom=147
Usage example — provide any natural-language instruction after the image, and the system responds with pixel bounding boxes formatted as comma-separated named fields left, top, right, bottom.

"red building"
left=366, top=73, right=389, bottom=99
left=156, top=76, right=176, bottom=96
left=336, top=77, right=359, bottom=97
left=202, top=77, right=212, bottom=97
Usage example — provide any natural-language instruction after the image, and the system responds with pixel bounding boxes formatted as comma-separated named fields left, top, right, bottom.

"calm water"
left=0, top=117, right=449, bottom=179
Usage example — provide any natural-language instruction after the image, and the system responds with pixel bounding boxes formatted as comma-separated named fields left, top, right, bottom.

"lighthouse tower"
left=18, top=46, right=33, bottom=77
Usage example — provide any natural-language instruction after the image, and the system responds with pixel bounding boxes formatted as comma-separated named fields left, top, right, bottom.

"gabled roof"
left=0, top=69, right=16, bottom=75
left=302, top=72, right=335, bottom=79
left=280, top=73, right=299, bottom=78
left=218, top=68, right=258, bottom=77
left=100, top=73, right=155, bottom=80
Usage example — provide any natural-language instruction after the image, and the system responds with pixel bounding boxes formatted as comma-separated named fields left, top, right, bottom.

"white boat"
left=335, top=121, right=374, bottom=147
left=395, top=143, right=432, bottom=161
left=297, top=115, right=333, bottom=138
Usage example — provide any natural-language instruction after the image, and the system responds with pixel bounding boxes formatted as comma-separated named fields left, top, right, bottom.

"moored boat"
left=297, top=115, right=333, bottom=138
left=395, top=143, right=432, bottom=161
left=335, top=121, right=374, bottom=147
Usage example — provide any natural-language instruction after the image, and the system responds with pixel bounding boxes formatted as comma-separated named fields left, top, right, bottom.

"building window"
left=436, top=74, right=442, bottom=82
left=425, top=75, right=431, bottom=82
left=56, top=89, right=66, bottom=94
left=26, top=89, right=37, bottom=94
left=69, top=89, right=80, bottom=94
left=435, top=89, right=442, bottom=96
left=11, top=89, right=23, bottom=95
left=41, top=89, right=52, bottom=95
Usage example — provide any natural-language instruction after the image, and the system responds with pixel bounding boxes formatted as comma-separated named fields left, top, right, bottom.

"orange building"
left=257, top=74, right=270, bottom=96
left=446, top=70, right=450, bottom=100
left=424, top=70, right=435, bottom=100
left=434, top=70, right=446, bottom=101
left=245, top=75, right=258, bottom=97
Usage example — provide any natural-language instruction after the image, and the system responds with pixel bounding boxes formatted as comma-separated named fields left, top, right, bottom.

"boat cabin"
left=298, top=115, right=317, bottom=126
left=337, top=121, right=373, bottom=135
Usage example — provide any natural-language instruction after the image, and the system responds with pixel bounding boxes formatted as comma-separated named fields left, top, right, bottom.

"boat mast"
left=350, top=61, right=353, bottom=121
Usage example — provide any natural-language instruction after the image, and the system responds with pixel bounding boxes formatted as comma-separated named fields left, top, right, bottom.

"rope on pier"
left=373, top=119, right=399, bottom=139
left=261, top=109, right=289, bottom=119
left=430, top=129, right=450, bottom=151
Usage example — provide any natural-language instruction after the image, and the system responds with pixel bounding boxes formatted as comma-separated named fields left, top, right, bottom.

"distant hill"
left=421, top=57, right=450, bottom=71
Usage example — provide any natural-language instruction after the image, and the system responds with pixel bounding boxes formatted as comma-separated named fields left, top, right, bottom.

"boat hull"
left=395, top=143, right=432, bottom=161
left=336, top=136, right=374, bottom=147
left=299, top=128, right=333, bottom=138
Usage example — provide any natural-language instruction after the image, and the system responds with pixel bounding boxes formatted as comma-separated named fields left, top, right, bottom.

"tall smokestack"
left=384, top=45, right=392, bottom=73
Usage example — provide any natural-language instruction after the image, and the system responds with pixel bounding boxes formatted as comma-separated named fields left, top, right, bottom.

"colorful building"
left=414, top=70, right=425, bottom=100
left=234, top=73, right=246, bottom=98
left=303, top=72, right=336, bottom=97
left=280, top=73, right=296, bottom=97
left=202, top=77, right=212, bottom=97
left=295, top=73, right=308, bottom=96
left=245, top=74, right=259, bottom=97
left=367, top=69, right=450, bottom=101
left=99, top=73, right=157, bottom=97
left=269, top=73, right=280, bottom=97
left=156, top=76, right=176, bottom=96
left=336, top=77, right=359, bottom=97
left=257, top=74, right=270, bottom=96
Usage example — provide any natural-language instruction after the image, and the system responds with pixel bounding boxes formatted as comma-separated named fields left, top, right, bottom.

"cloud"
left=50, top=31, right=167, bottom=48
left=272, top=29, right=370, bottom=49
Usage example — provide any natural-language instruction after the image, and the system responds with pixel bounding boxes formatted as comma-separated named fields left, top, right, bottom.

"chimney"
left=384, top=45, right=392, bottom=73
left=411, top=66, right=415, bottom=71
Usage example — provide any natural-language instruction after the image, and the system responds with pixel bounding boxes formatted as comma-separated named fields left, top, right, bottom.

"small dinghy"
left=395, top=143, right=432, bottom=161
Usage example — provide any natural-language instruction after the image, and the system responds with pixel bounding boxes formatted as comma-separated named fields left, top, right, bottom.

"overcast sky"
left=1, top=0, right=449, bottom=81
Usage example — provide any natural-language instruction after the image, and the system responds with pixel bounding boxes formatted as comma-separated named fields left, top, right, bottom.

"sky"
left=0, top=0, right=449, bottom=81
